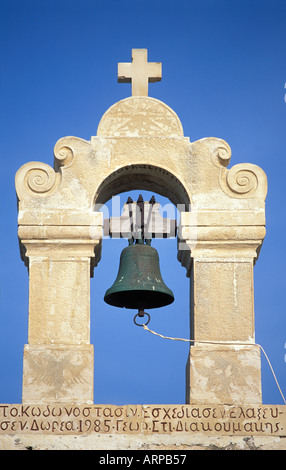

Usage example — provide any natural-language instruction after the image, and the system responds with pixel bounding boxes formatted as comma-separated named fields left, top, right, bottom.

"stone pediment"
left=97, top=96, right=184, bottom=137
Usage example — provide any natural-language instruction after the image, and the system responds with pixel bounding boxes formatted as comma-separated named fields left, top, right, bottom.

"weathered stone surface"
left=97, top=97, right=183, bottom=137
left=0, top=404, right=285, bottom=450
left=117, top=49, right=162, bottom=97
left=1, top=433, right=286, bottom=450
left=186, top=345, right=262, bottom=404
left=22, top=346, right=94, bottom=404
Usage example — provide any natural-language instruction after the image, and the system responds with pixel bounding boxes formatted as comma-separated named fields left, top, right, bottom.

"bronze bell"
left=104, top=238, right=174, bottom=312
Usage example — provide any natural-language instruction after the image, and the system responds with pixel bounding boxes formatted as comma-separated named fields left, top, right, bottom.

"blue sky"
left=0, top=0, right=285, bottom=405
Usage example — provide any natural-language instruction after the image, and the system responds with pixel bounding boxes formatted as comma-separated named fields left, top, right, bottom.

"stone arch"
left=93, top=163, right=191, bottom=208
left=91, top=187, right=189, bottom=405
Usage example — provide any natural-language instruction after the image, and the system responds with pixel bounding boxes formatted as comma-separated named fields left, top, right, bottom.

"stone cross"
left=118, top=48, right=162, bottom=96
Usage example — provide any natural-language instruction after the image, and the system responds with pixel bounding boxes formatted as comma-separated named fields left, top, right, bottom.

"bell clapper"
left=133, top=309, right=151, bottom=327
left=138, top=308, right=145, bottom=318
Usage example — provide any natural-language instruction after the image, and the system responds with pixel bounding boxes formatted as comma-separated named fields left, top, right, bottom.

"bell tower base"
left=0, top=403, right=285, bottom=450
left=186, top=344, right=262, bottom=405
left=22, top=344, right=94, bottom=404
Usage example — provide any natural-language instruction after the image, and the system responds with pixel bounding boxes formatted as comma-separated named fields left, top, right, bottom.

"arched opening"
left=93, top=164, right=191, bottom=208
left=91, top=184, right=190, bottom=405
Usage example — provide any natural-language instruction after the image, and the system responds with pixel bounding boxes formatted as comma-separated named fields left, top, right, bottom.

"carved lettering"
left=0, top=404, right=284, bottom=436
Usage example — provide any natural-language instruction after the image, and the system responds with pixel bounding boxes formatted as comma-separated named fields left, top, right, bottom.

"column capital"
left=178, top=210, right=266, bottom=275
left=18, top=212, right=103, bottom=273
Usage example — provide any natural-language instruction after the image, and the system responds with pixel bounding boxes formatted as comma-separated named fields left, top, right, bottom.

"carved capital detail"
left=209, top=138, right=232, bottom=168
left=219, top=163, right=267, bottom=200
left=15, top=162, right=60, bottom=200
left=54, top=144, right=74, bottom=168
left=194, top=137, right=232, bottom=168
left=53, top=136, right=93, bottom=172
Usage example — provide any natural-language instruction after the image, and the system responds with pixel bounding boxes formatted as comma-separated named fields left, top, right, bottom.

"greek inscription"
left=0, top=404, right=284, bottom=436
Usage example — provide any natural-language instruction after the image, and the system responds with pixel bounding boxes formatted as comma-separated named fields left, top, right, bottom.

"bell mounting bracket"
left=104, top=194, right=177, bottom=241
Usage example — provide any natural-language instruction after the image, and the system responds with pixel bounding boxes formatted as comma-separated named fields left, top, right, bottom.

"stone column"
left=18, top=217, right=102, bottom=404
left=179, top=211, right=266, bottom=404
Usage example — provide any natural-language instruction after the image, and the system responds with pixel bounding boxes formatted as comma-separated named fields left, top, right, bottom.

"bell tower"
left=16, top=48, right=267, bottom=407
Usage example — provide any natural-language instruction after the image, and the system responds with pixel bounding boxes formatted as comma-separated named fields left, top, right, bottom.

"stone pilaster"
left=179, top=212, right=266, bottom=404
left=17, top=215, right=102, bottom=404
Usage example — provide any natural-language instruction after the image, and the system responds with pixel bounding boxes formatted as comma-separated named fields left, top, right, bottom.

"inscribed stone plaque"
left=0, top=404, right=285, bottom=437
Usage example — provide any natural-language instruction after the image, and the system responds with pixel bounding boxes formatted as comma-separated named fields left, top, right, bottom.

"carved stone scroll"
left=220, top=163, right=267, bottom=200
left=15, top=162, right=60, bottom=199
